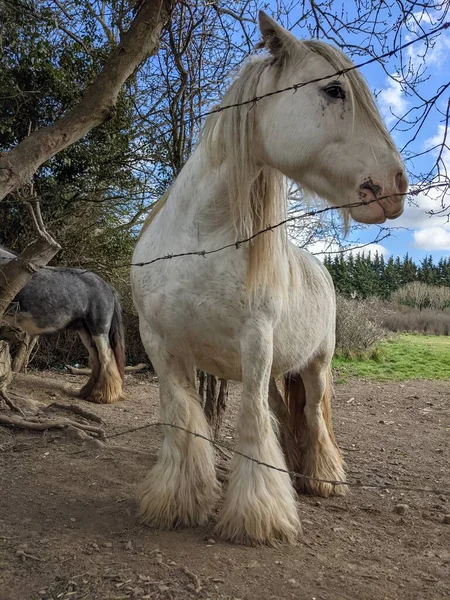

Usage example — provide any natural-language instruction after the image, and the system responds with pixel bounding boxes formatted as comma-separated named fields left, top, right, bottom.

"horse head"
left=252, top=12, right=407, bottom=225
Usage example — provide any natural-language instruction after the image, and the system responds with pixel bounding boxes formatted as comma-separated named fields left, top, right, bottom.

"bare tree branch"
left=0, top=0, right=176, bottom=201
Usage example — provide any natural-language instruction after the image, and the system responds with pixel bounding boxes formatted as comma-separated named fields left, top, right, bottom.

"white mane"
left=203, top=55, right=288, bottom=296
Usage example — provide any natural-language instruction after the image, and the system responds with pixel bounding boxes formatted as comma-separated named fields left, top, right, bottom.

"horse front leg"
left=137, top=327, right=219, bottom=528
left=216, top=319, right=301, bottom=546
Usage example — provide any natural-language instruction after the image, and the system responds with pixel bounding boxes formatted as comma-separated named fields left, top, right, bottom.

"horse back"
left=7, top=267, right=116, bottom=336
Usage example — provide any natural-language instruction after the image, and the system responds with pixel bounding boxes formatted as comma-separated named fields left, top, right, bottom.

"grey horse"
left=0, top=245, right=125, bottom=403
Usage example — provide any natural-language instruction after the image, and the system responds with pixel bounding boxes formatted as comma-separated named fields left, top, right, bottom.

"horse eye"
left=325, top=85, right=345, bottom=100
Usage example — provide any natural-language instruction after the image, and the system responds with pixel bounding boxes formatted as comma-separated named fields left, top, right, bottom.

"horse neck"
left=169, top=146, right=285, bottom=235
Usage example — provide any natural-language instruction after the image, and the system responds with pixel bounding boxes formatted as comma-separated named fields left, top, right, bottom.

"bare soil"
left=0, top=371, right=449, bottom=600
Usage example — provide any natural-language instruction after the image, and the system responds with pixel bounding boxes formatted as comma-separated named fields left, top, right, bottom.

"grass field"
left=333, top=334, right=450, bottom=381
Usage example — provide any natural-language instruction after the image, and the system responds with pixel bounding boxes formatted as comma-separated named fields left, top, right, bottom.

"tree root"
left=45, top=401, right=102, bottom=423
left=0, top=388, right=26, bottom=417
left=0, top=413, right=105, bottom=439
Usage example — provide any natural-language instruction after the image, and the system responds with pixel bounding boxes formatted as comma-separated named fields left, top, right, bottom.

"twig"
left=180, top=566, right=202, bottom=593
left=16, top=549, right=44, bottom=562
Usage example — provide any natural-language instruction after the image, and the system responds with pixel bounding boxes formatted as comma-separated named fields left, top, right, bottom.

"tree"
left=0, top=0, right=175, bottom=311
left=0, top=0, right=175, bottom=415
left=2, top=0, right=450, bottom=378
left=401, top=253, right=417, bottom=285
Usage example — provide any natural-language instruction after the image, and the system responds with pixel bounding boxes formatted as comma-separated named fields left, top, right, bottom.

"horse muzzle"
left=357, top=171, right=408, bottom=222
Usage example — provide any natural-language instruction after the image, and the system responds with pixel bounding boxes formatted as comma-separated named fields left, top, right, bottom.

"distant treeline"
left=323, top=253, right=450, bottom=299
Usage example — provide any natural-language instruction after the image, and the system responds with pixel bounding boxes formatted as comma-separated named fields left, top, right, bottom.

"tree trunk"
left=0, top=237, right=61, bottom=320
left=12, top=334, right=39, bottom=373
left=0, top=0, right=176, bottom=201
left=0, top=341, right=13, bottom=394
left=199, top=372, right=228, bottom=438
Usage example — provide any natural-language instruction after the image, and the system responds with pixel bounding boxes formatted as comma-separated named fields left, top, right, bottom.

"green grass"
left=333, top=334, right=450, bottom=381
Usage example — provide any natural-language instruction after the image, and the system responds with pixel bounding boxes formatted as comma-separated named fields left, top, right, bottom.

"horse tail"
left=321, top=366, right=337, bottom=444
left=109, top=293, right=125, bottom=381
left=284, top=366, right=335, bottom=444
left=283, top=372, right=307, bottom=442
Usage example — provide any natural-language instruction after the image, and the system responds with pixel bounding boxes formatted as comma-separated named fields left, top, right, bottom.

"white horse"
left=131, top=12, right=407, bottom=546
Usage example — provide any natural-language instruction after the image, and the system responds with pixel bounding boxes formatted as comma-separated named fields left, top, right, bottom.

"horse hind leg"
left=137, top=327, right=219, bottom=528
left=285, top=360, right=346, bottom=498
left=78, top=329, right=101, bottom=400
left=88, top=334, right=124, bottom=404
left=216, top=320, right=300, bottom=546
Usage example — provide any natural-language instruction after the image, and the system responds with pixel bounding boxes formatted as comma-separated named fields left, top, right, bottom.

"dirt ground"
left=0, top=370, right=449, bottom=600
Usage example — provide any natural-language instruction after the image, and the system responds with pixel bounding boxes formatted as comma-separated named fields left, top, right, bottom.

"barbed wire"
left=1, top=183, right=445, bottom=272
left=106, top=419, right=450, bottom=497
left=196, top=20, right=450, bottom=119
left=122, top=20, right=450, bottom=269
left=112, top=19, right=450, bottom=176
left=2, top=11, right=450, bottom=506
left=128, top=182, right=449, bottom=268
left=2, top=20, right=450, bottom=275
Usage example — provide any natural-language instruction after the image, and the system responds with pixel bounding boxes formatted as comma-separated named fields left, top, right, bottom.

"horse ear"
left=257, top=11, right=299, bottom=59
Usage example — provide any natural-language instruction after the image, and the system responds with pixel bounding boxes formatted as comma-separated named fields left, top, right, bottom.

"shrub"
left=392, top=282, right=450, bottom=311
left=381, top=306, right=450, bottom=336
left=335, top=295, right=388, bottom=358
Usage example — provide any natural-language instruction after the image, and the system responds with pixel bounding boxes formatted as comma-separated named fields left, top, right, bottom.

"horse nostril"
left=395, top=172, right=408, bottom=195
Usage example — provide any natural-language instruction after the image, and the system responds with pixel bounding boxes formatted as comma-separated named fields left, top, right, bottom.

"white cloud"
left=391, top=122, right=450, bottom=232
left=425, top=123, right=450, bottom=165
left=392, top=187, right=448, bottom=230
left=407, top=11, right=432, bottom=32
left=378, top=74, right=408, bottom=125
left=427, top=35, right=450, bottom=65
left=413, top=226, right=450, bottom=250
left=349, top=243, right=390, bottom=257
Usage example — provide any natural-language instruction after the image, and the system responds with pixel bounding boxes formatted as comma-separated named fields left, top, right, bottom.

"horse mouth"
left=386, top=210, right=403, bottom=220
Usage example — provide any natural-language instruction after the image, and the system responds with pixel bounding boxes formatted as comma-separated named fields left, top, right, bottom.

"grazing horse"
left=0, top=245, right=125, bottom=404
left=131, top=12, right=407, bottom=545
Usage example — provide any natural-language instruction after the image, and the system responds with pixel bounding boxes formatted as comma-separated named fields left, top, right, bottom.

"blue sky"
left=270, top=3, right=450, bottom=264
left=358, top=13, right=450, bottom=264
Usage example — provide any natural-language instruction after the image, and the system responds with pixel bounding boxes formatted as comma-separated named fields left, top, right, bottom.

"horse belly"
left=3, top=312, right=57, bottom=335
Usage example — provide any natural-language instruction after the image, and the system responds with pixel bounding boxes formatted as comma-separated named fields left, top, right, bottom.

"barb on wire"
left=106, top=420, right=450, bottom=497
left=198, top=20, right=450, bottom=121
left=129, top=182, right=449, bottom=269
